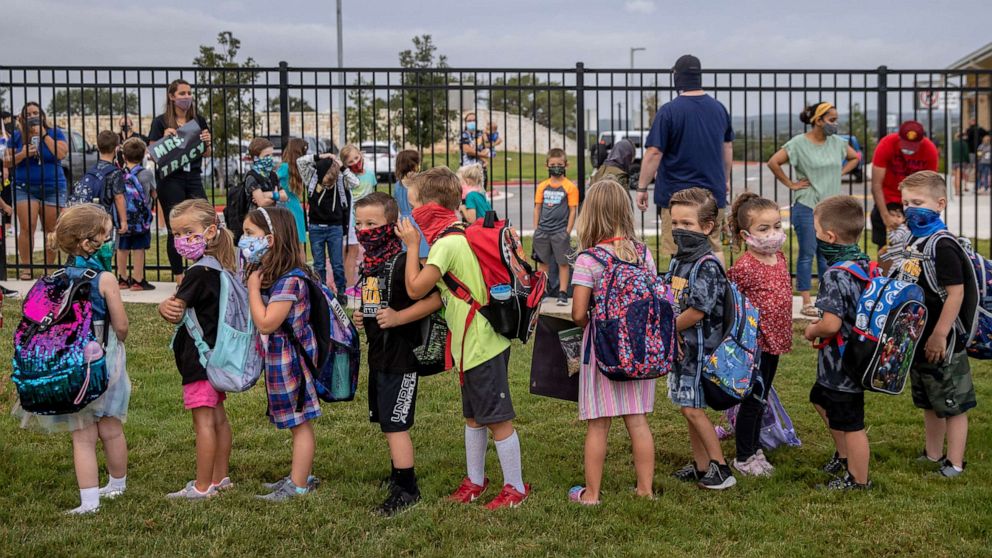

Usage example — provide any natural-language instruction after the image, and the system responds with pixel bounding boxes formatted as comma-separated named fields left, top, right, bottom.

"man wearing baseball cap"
left=870, top=120, right=939, bottom=248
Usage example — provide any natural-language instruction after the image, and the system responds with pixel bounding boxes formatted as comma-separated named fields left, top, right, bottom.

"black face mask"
left=548, top=164, right=566, bottom=177
left=672, top=228, right=711, bottom=261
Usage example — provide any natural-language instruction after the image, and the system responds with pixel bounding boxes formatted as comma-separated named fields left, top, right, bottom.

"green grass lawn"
left=1, top=303, right=990, bottom=557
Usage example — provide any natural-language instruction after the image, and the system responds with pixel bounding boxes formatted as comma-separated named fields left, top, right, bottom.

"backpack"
left=719, top=385, right=802, bottom=450
left=582, top=243, right=677, bottom=381
left=440, top=211, right=547, bottom=371
left=174, top=256, right=263, bottom=392
left=281, top=270, right=361, bottom=407
left=224, top=170, right=275, bottom=242
left=119, top=165, right=153, bottom=234
left=11, top=268, right=109, bottom=415
left=676, top=255, right=762, bottom=411
left=382, top=254, right=450, bottom=376
left=827, top=261, right=928, bottom=395
left=69, top=163, right=117, bottom=209
left=914, top=232, right=985, bottom=358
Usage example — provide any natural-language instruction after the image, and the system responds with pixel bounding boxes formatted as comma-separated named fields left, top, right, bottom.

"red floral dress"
left=728, top=251, right=793, bottom=355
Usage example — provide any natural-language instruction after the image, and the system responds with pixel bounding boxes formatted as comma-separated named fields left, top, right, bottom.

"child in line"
left=457, top=163, right=492, bottom=223
left=534, top=148, right=579, bottom=306
left=352, top=192, right=443, bottom=516
left=117, top=137, right=156, bottom=291
left=803, top=195, right=872, bottom=490
left=277, top=138, right=311, bottom=254
left=14, top=204, right=130, bottom=514
left=157, top=199, right=236, bottom=499
left=897, top=171, right=975, bottom=477
left=666, top=187, right=736, bottom=490
left=297, top=150, right=349, bottom=301
left=87, top=131, right=125, bottom=287
left=341, top=144, right=378, bottom=298
left=245, top=137, right=288, bottom=213
left=392, top=149, right=429, bottom=257
left=727, top=192, right=793, bottom=476
left=397, top=167, right=530, bottom=509
left=568, top=179, right=657, bottom=505
left=244, top=207, right=322, bottom=501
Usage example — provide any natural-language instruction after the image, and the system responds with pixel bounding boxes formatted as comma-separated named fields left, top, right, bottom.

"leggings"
left=735, top=353, right=780, bottom=461
left=157, top=172, right=206, bottom=275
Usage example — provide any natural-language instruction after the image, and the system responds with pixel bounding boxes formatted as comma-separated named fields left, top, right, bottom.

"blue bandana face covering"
left=903, top=206, right=946, bottom=237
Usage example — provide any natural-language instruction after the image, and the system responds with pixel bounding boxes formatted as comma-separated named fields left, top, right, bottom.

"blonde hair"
left=340, top=143, right=361, bottom=161
left=170, top=199, right=237, bottom=271
left=456, top=164, right=485, bottom=188
left=669, top=187, right=719, bottom=231
left=50, top=204, right=111, bottom=256
left=899, top=170, right=946, bottom=201
left=576, top=179, right=640, bottom=262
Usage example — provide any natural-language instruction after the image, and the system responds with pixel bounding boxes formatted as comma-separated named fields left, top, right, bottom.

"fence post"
left=576, top=61, right=586, bottom=201
left=279, top=61, right=290, bottom=146
left=876, top=65, right=888, bottom=140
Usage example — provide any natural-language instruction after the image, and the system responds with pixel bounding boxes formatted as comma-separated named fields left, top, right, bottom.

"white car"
left=361, top=141, right=398, bottom=182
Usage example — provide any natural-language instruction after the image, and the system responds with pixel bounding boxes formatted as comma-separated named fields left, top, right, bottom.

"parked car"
left=360, top=141, right=398, bottom=182
left=838, top=134, right=865, bottom=182
left=589, top=130, right=650, bottom=188
left=61, top=130, right=101, bottom=186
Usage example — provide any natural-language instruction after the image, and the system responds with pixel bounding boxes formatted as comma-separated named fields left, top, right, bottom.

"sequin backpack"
left=12, top=268, right=109, bottom=415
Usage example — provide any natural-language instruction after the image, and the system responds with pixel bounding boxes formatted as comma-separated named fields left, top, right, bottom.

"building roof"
left=948, top=41, right=992, bottom=69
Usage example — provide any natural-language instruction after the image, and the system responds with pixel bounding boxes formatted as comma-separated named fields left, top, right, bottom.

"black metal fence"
left=2, top=63, right=991, bottom=280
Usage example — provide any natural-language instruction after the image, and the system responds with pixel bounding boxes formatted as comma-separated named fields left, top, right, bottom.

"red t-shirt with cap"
left=871, top=133, right=939, bottom=204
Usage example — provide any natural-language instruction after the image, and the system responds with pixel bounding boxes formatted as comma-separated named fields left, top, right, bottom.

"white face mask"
left=901, top=148, right=917, bottom=156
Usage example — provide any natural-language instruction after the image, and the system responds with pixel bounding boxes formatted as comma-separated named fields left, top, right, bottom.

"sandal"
left=801, top=303, right=820, bottom=318
left=18, top=271, right=32, bottom=281
left=568, top=485, right=600, bottom=506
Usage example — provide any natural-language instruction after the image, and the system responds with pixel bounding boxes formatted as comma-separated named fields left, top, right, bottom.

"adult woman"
left=767, top=101, right=860, bottom=316
left=115, top=116, right=148, bottom=168
left=459, top=112, right=489, bottom=188
left=589, top=138, right=635, bottom=190
left=3, top=102, right=69, bottom=276
left=148, top=79, right=212, bottom=281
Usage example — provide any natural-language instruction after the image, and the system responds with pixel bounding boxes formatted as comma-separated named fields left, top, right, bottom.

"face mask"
left=174, top=233, right=207, bottom=261
left=744, top=229, right=786, bottom=255
left=238, top=235, right=270, bottom=264
left=82, top=238, right=115, bottom=272
left=174, top=97, right=193, bottom=111
left=466, top=122, right=477, bottom=132
left=672, top=228, right=711, bottom=261
left=903, top=206, right=946, bottom=237
left=816, top=238, right=868, bottom=266
left=121, top=125, right=131, bottom=133
left=348, top=160, right=364, bottom=174
left=822, top=122, right=839, bottom=136
left=548, top=165, right=566, bottom=178
left=412, top=203, right=459, bottom=245
left=356, top=223, right=404, bottom=275
left=901, top=148, right=917, bottom=156
left=25, top=116, right=40, bottom=128
left=253, top=155, right=275, bottom=175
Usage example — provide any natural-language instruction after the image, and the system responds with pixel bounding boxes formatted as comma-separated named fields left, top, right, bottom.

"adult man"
left=965, top=119, right=989, bottom=164
left=636, top=54, right=734, bottom=264
left=870, top=120, right=938, bottom=248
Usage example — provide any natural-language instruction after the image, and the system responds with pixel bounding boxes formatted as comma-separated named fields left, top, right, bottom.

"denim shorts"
left=13, top=182, right=66, bottom=207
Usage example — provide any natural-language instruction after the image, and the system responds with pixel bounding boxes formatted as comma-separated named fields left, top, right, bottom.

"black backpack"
left=224, top=170, right=275, bottom=242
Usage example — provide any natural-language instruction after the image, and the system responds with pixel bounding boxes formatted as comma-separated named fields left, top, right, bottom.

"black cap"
left=673, top=54, right=702, bottom=74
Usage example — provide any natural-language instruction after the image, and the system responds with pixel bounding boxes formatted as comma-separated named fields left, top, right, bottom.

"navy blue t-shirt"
left=646, top=94, right=735, bottom=208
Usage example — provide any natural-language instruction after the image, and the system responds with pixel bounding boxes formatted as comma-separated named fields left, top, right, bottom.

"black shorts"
left=461, top=348, right=515, bottom=425
left=368, top=371, right=419, bottom=433
left=870, top=203, right=904, bottom=248
left=809, top=383, right=865, bottom=432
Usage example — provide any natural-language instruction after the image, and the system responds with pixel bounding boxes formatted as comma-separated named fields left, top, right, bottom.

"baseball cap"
left=898, top=121, right=926, bottom=154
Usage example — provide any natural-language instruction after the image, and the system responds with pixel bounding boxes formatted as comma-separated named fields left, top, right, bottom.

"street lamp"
left=629, top=47, right=646, bottom=129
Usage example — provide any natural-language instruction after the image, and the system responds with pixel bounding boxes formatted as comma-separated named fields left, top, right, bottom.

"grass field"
left=1, top=302, right=990, bottom=557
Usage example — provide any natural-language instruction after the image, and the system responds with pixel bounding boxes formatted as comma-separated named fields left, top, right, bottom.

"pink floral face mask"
left=174, top=233, right=206, bottom=261
left=744, top=229, right=786, bottom=255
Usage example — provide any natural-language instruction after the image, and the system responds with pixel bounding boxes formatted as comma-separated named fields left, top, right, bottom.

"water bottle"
left=83, top=341, right=104, bottom=363
left=490, top=284, right=511, bottom=301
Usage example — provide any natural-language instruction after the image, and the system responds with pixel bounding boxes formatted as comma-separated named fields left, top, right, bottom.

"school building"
left=949, top=41, right=992, bottom=126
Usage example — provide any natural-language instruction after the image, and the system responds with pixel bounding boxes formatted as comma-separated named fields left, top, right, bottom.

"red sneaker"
left=484, top=483, right=531, bottom=510
left=447, top=477, right=489, bottom=503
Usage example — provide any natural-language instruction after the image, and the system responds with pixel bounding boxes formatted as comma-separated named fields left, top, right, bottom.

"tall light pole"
left=337, top=0, right=346, bottom=150
left=629, top=47, right=646, bottom=129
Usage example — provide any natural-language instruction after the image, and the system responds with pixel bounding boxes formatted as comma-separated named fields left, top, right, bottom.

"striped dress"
left=572, top=243, right=657, bottom=420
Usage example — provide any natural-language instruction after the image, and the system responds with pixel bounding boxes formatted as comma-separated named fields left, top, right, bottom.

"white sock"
left=494, top=430, right=525, bottom=493
left=68, top=487, right=100, bottom=514
left=465, top=425, right=488, bottom=486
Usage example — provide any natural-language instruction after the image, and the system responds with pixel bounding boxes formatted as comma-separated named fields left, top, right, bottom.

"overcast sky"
left=2, top=0, right=989, bottom=69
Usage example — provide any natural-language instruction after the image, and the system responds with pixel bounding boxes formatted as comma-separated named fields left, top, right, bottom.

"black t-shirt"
left=912, top=237, right=968, bottom=360
left=361, top=252, right=428, bottom=374
left=148, top=114, right=209, bottom=176
left=172, top=265, right=222, bottom=384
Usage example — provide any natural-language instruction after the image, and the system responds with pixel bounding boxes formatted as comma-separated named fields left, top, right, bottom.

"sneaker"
left=821, top=452, right=847, bottom=475
left=916, top=448, right=945, bottom=466
left=672, top=463, right=705, bottom=482
left=256, top=480, right=310, bottom=502
left=0, top=285, right=19, bottom=298
left=938, top=459, right=966, bottom=478
left=375, top=486, right=421, bottom=517
left=822, top=473, right=872, bottom=490
left=166, top=480, right=216, bottom=500
left=484, top=483, right=530, bottom=510
left=556, top=293, right=568, bottom=306
left=65, top=504, right=99, bottom=515
left=98, top=484, right=126, bottom=499
left=211, top=477, right=234, bottom=491
left=447, top=477, right=489, bottom=503
left=754, top=450, right=775, bottom=475
left=698, top=461, right=737, bottom=490
left=130, top=279, right=156, bottom=291
left=117, top=276, right=132, bottom=289
left=731, top=454, right=768, bottom=477
left=262, top=475, right=319, bottom=491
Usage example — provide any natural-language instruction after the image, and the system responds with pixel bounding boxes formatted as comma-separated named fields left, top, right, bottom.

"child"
left=727, top=192, right=792, bottom=476
left=277, top=137, right=310, bottom=250
left=666, top=187, right=736, bottom=490
left=457, top=163, right=492, bottom=223
left=486, top=122, right=502, bottom=160
left=297, top=151, right=349, bottom=301
left=86, top=131, right=125, bottom=286
left=351, top=192, right=443, bottom=516
left=396, top=167, right=529, bottom=509
left=157, top=199, right=236, bottom=499
left=245, top=137, right=287, bottom=211
left=568, top=179, right=657, bottom=504
left=13, top=204, right=130, bottom=514
left=534, top=147, right=579, bottom=306
left=978, top=135, right=991, bottom=192
left=341, top=144, right=377, bottom=299
left=897, top=171, right=975, bottom=478
left=392, top=149, right=429, bottom=257
left=244, top=206, right=322, bottom=500
left=802, top=195, right=873, bottom=490
left=117, top=137, right=157, bottom=291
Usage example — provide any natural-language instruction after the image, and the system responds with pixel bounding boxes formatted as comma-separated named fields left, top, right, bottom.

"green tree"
left=390, top=35, right=454, bottom=149
left=268, top=95, right=314, bottom=112
left=346, top=77, right=390, bottom=144
left=192, top=31, right=259, bottom=160
left=843, top=102, right=877, bottom=156
left=490, top=74, right=577, bottom=138
left=45, top=89, right=139, bottom=116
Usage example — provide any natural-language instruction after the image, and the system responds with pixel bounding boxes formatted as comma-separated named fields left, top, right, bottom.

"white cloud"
left=624, top=0, right=656, bottom=14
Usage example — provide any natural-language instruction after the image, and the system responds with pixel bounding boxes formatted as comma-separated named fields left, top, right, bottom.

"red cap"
left=898, top=121, right=926, bottom=154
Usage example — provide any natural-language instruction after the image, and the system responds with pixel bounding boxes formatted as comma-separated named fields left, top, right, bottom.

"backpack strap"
left=920, top=230, right=959, bottom=302
left=811, top=260, right=876, bottom=349
left=179, top=256, right=227, bottom=365
left=687, top=254, right=723, bottom=330
left=381, top=252, right=404, bottom=307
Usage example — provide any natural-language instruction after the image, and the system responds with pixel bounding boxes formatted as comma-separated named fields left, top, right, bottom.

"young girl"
left=727, top=192, right=793, bottom=476
left=457, top=163, right=492, bottom=223
left=14, top=204, right=130, bottom=514
left=277, top=138, right=311, bottom=253
left=666, top=187, right=736, bottom=490
left=341, top=144, right=377, bottom=298
left=243, top=206, right=321, bottom=501
left=392, top=149, right=429, bottom=257
left=157, top=199, right=236, bottom=499
left=569, top=180, right=656, bottom=505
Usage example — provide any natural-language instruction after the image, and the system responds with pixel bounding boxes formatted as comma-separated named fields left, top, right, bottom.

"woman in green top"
left=768, top=102, right=860, bottom=316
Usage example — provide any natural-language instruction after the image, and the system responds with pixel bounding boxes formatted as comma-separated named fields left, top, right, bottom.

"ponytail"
left=208, top=226, right=237, bottom=272
left=729, top=191, right=779, bottom=251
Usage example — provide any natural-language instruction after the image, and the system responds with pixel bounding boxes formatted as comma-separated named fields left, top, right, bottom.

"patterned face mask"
left=744, top=230, right=786, bottom=255
left=252, top=155, right=275, bottom=175
left=174, top=233, right=207, bottom=261
left=238, top=235, right=270, bottom=264
left=548, top=164, right=566, bottom=177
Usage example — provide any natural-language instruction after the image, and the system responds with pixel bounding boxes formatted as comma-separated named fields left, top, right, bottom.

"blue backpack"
left=120, top=165, right=154, bottom=234
left=69, top=163, right=117, bottom=210
left=174, top=256, right=263, bottom=393
left=830, top=261, right=928, bottom=395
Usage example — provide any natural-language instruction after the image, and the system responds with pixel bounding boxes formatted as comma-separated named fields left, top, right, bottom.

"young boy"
left=896, top=171, right=975, bottom=477
left=396, top=167, right=529, bottom=509
left=533, top=148, right=579, bottom=306
left=117, top=137, right=156, bottom=291
left=89, top=131, right=128, bottom=284
left=351, top=192, right=442, bottom=516
left=803, top=195, right=873, bottom=490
